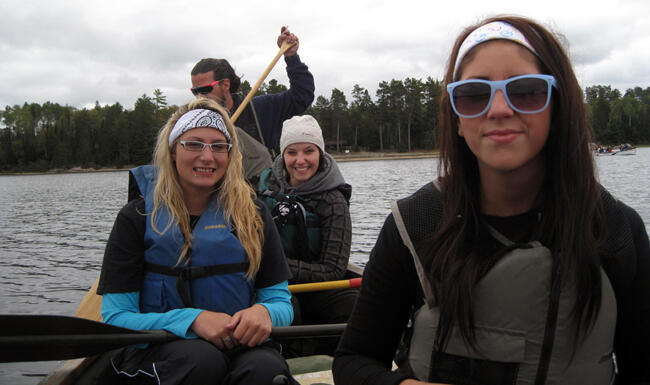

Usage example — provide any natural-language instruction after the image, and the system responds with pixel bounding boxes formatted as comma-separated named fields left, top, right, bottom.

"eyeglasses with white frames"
left=178, top=140, right=232, bottom=153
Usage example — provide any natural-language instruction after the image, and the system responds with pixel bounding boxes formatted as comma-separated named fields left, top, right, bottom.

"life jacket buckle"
left=179, top=267, right=193, bottom=281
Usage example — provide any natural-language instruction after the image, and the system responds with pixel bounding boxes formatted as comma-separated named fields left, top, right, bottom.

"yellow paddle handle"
left=230, top=39, right=295, bottom=124
left=289, top=278, right=362, bottom=294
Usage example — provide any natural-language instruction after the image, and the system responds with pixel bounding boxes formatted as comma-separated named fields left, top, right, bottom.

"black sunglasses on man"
left=190, top=79, right=224, bottom=96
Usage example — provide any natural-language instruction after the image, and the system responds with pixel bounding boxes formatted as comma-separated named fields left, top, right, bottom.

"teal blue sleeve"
left=255, top=281, right=293, bottom=326
left=101, top=292, right=202, bottom=339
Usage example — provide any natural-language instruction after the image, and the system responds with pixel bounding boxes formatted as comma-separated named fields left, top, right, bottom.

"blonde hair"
left=151, top=98, right=264, bottom=278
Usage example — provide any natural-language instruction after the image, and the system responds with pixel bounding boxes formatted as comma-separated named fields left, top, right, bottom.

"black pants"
left=76, top=339, right=297, bottom=385
left=284, top=288, right=358, bottom=357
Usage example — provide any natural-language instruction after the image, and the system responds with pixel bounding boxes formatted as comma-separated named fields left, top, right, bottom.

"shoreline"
left=0, top=151, right=440, bottom=176
left=333, top=151, right=438, bottom=163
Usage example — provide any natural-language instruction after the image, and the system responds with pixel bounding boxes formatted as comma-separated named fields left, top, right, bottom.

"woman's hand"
left=227, top=304, right=272, bottom=347
left=191, top=311, right=237, bottom=350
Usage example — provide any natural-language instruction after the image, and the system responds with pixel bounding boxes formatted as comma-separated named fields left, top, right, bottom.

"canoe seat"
left=288, top=354, right=333, bottom=375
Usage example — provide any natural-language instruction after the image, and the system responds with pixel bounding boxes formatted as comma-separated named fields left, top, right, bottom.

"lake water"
left=1, top=150, right=649, bottom=383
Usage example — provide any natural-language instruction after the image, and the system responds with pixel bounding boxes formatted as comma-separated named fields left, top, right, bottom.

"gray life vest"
left=236, top=125, right=272, bottom=182
left=391, top=180, right=618, bottom=385
left=235, top=100, right=273, bottom=182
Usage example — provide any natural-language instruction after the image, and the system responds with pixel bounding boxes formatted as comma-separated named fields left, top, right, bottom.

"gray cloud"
left=1, top=0, right=648, bottom=110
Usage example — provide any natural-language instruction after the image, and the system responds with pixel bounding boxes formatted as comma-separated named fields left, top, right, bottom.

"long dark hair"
left=424, top=15, right=605, bottom=352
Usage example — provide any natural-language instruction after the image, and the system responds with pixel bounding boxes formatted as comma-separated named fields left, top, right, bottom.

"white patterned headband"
left=454, top=21, right=538, bottom=78
left=168, top=109, right=231, bottom=148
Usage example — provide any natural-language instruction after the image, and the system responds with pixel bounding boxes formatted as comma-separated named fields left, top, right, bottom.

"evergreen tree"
left=585, top=85, right=621, bottom=144
left=404, top=78, right=424, bottom=152
left=423, top=77, right=442, bottom=149
left=153, top=89, right=168, bottom=128
left=350, top=84, right=375, bottom=150
left=329, top=89, right=348, bottom=152
left=71, top=108, right=94, bottom=167
left=129, top=94, right=157, bottom=165
left=266, top=79, right=288, bottom=94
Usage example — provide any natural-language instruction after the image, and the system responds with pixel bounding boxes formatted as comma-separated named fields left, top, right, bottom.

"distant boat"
left=615, top=147, right=636, bottom=155
left=594, top=144, right=636, bottom=156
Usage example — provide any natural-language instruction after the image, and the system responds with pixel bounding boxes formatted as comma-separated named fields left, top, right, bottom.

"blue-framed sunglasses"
left=447, top=74, right=558, bottom=118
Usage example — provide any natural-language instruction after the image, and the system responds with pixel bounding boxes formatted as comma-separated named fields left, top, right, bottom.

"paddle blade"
left=0, top=315, right=175, bottom=362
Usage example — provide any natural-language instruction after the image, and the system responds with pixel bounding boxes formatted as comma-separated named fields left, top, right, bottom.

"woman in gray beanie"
left=257, top=115, right=357, bottom=357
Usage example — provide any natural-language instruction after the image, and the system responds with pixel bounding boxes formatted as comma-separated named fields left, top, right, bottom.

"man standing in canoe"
left=190, top=26, right=315, bottom=185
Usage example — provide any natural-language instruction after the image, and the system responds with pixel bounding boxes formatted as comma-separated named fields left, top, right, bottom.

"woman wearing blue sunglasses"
left=333, top=15, right=650, bottom=385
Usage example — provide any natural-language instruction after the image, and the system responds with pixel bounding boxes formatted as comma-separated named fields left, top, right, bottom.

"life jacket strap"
left=144, top=261, right=250, bottom=307
left=535, top=259, right=562, bottom=385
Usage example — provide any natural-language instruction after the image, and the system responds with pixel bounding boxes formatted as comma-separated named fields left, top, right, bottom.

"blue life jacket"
left=131, top=165, right=254, bottom=315
left=257, top=168, right=321, bottom=262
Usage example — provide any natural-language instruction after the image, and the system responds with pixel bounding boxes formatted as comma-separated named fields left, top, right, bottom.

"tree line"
left=1, top=80, right=648, bottom=172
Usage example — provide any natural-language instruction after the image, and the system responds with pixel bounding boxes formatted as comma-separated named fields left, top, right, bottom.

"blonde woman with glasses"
left=93, top=98, right=298, bottom=385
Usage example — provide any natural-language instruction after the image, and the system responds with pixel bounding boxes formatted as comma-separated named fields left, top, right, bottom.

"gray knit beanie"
left=280, top=115, right=325, bottom=155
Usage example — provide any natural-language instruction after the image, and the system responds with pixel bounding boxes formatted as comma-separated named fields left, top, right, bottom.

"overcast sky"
left=1, top=0, right=649, bottom=110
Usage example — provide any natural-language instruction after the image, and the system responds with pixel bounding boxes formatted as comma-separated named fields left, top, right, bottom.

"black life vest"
left=257, top=168, right=321, bottom=262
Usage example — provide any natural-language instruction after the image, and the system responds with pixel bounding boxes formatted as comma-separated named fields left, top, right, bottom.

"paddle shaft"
left=288, top=277, right=362, bottom=293
left=76, top=273, right=360, bottom=326
left=230, top=39, right=295, bottom=124
left=0, top=314, right=346, bottom=363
